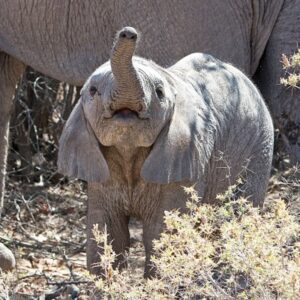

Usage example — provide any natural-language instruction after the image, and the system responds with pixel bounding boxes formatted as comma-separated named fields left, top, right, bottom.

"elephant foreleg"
left=0, top=53, right=24, bottom=215
left=86, top=210, right=130, bottom=275
left=254, top=0, right=300, bottom=163
left=143, top=219, right=164, bottom=278
left=142, top=184, right=197, bottom=278
left=86, top=185, right=130, bottom=275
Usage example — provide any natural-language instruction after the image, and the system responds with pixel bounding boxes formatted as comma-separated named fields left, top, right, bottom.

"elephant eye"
left=155, top=86, right=164, bottom=100
left=89, top=86, right=98, bottom=97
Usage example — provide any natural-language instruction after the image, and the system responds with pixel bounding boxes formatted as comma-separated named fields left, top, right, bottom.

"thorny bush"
left=91, top=185, right=300, bottom=300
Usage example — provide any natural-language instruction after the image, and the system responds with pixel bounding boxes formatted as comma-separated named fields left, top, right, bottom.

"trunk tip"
left=117, top=26, right=138, bottom=41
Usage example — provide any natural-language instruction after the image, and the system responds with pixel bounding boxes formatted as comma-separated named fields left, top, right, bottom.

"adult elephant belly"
left=0, top=0, right=252, bottom=86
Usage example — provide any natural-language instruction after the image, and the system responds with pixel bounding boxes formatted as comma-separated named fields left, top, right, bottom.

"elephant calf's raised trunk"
left=110, top=27, right=144, bottom=110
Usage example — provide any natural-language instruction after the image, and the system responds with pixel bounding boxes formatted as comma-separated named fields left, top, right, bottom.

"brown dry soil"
left=0, top=166, right=299, bottom=299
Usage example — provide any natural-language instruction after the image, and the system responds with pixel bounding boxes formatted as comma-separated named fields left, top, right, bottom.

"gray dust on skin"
left=58, top=27, right=274, bottom=277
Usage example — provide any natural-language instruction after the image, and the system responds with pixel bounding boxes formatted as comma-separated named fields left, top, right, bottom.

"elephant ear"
left=58, top=101, right=109, bottom=182
left=141, top=106, right=210, bottom=184
left=141, top=53, right=216, bottom=184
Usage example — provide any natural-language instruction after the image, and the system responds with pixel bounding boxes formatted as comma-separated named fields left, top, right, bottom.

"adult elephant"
left=0, top=0, right=299, bottom=267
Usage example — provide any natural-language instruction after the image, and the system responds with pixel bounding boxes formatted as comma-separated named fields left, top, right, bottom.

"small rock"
left=0, top=243, right=15, bottom=271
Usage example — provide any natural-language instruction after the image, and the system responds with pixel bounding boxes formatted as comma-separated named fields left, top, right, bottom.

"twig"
left=63, top=252, right=76, bottom=281
left=21, top=195, right=36, bottom=222
left=47, top=280, right=92, bottom=286
left=18, top=271, right=53, bottom=283
left=18, top=224, right=43, bottom=244
left=18, top=271, right=92, bottom=287
left=204, top=271, right=235, bottom=300
left=0, top=236, right=85, bottom=255
left=13, top=198, right=21, bottom=222
left=0, top=236, right=42, bottom=249
left=0, top=236, right=60, bottom=254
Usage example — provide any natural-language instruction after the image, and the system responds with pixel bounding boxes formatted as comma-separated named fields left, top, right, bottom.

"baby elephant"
left=58, top=27, right=273, bottom=277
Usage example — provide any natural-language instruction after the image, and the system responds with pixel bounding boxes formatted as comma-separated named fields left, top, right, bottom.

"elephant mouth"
left=103, top=105, right=149, bottom=123
left=113, top=108, right=139, bottom=120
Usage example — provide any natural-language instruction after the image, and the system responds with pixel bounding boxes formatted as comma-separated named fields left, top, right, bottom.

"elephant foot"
left=0, top=243, right=15, bottom=271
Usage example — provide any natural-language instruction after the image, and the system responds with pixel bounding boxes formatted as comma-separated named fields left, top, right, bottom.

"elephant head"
left=58, top=27, right=210, bottom=184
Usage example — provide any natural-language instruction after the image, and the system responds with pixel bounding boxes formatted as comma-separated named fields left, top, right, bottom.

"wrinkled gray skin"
left=0, top=0, right=299, bottom=271
left=58, top=27, right=274, bottom=277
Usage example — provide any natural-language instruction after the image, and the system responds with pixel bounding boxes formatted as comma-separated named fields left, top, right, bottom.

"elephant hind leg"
left=242, top=144, right=273, bottom=207
left=0, top=53, right=24, bottom=216
left=254, top=0, right=300, bottom=164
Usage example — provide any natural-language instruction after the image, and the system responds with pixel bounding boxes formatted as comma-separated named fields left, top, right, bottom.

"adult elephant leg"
left=0, top=53, right=24, bottom=215
left=254, top=0, right=300, bottom=163
left=86, top=184, right=130, bottom=275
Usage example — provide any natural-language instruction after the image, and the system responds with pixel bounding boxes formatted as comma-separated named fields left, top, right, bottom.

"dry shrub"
left=9, top=67, right=80, bottom=184
left=92, top=186, right=300, bottom=300
left=281, top=49, right=300, bottom=88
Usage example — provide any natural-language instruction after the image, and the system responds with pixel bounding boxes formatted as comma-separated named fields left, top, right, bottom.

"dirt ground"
left=0, top=179, right=146, bottom=299
left=0, top=165, right=299, bottom=299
